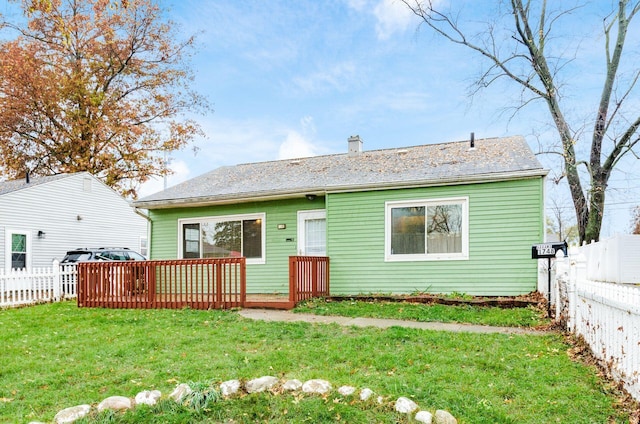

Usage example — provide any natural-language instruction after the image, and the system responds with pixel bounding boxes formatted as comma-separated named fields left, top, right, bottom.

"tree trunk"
left=583, top=174, right=607, bottom=243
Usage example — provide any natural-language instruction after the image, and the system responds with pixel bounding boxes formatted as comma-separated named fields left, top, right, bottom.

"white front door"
left=297, top=210, right=326, bottom=256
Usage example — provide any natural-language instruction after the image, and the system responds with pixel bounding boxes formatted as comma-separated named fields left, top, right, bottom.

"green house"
left=133, top=135, right=547, bottom=296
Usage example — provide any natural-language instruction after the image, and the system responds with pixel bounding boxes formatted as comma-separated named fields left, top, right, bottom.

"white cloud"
left=278, top=116, right=322, bottom=159
left=373, top=0, right=415, bottom=40
left=139, top=115, right=330, bottom=191
left=192, top=116, right=282, bottom=166
left=292, top=62, right=358, bottom=94
left=278, top=131, right=320, bottom=160
left=299, top=115, right=316, bottom=135
left=346, top=0, right=368, bottom=11
left=136, top=116, right=283, bottom=197
left=138, top=159, right=192, bottom=198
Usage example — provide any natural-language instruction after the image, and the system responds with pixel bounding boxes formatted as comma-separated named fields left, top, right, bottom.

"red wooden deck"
left=77, top=256, right=328, bottom=310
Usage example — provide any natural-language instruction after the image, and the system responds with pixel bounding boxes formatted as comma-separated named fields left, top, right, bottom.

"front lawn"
left=0, top=302, right=632, bottom=423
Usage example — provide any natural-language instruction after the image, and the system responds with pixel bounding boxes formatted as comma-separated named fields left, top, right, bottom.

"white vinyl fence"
left=0, top=260, right=77, bottom=307
left=553, top=234, right=640, bottom=401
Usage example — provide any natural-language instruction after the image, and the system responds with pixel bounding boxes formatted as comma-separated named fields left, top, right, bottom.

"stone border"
left=32, top=376, right=458, bottom=424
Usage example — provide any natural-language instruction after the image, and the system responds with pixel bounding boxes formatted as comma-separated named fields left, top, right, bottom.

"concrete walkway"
left=237, top=309, right=548, bottom=335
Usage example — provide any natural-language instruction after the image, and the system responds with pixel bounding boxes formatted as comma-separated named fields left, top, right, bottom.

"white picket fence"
left=554, top=234, right=640, bottom=401
left=0, top=260, right=77, bottom=307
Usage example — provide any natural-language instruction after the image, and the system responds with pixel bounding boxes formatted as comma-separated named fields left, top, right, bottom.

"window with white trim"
left=385, top=197, right=468, bottom=261
left=11, top=233, right=27, bottom=269
left=4, top=229, right=31, bottom=270
left=179, top=213, right=265, bottom=264
left=139, top=237, right=148, bottom=257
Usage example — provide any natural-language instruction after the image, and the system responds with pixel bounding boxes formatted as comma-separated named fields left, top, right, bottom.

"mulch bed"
left=324, top=291, right=547, bottom=309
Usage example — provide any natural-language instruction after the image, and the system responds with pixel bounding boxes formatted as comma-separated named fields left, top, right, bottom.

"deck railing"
left=289, top=256, right=330, bottom=304
left=77, top=258, right=246, bottom=310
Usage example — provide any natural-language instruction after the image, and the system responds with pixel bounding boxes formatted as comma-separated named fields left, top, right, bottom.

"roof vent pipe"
left=348, top=135, right=363, bottom=156
left=470, top=132, right=475, bottom=149
left=26, top=171, right=30, bottom=184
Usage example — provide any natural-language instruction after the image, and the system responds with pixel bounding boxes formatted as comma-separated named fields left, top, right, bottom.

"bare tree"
left=401, top=0, right=640, bottom=243
left=546, top=196, right=579, bottom=244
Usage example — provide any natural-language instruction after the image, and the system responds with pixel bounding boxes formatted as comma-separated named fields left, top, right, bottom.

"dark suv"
left=61, top=247, right=146, bottom=263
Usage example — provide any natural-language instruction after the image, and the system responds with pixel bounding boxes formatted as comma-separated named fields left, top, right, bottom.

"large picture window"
left=179, top=213, right=265, bottom=264
left=385, top=197, right=468, bottom=261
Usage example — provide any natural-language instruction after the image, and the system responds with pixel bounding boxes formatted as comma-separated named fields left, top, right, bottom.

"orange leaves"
left=0, top=0, right=209, bottom=197
left=26, top=0, right=55, bottom=15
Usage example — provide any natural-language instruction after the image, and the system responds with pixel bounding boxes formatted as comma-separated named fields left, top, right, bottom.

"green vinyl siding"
left=326, top=177, right=544, bottom=295
left=147, top=176, right=543, bottom=296
left=148, top=197, right=325, bottom=293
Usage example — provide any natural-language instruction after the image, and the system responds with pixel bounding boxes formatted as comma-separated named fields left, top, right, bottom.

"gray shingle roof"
left=0, top=173, right=78, bottom=196
left=134, top=136, right=547, bottom=209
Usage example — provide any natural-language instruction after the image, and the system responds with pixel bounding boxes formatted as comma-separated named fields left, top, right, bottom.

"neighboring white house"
left=0, top=172, right=148, bottom=270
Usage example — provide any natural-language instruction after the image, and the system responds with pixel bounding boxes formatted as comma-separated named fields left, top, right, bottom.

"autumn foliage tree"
left=0, top=0, right=208, bottom=197
left=402, top=0, right=640, bottom=243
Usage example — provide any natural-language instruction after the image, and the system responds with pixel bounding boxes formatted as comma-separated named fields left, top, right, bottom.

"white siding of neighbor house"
left=0, top=173, right=148, bottom=269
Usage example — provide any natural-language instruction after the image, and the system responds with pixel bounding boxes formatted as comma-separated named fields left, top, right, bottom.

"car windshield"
left=63, top=249, right=145, bottom=262
left=63, top=252, right=92, bottom=262
left=128, top=252, right=146, bottom=260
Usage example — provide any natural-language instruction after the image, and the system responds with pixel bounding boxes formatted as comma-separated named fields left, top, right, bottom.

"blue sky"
left=147, top=0, right=532, bottom=184
left=3, top=0, right=636, bottom=236
left=139, top=0, right=640, bottom=237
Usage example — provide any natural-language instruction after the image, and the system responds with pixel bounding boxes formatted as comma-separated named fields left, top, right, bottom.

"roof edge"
left=134, top=168, right=548, bottom=210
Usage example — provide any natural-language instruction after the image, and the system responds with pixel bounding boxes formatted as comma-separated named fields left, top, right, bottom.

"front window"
left=391, top=206, right=425, bottom=255
left=180, top=214, right=265, bottom=264
left=386, top=198, right=468, bottom=261
left=183, top=223, right=200, bottom=259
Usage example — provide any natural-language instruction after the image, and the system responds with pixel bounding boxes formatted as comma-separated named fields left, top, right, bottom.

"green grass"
left=295, top=298, right=549, bottom=327
left=0, top=301, right=631, bottom=423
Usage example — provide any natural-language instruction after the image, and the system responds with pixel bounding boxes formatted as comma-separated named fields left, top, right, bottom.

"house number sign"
left=531, top=242, right=568, bottom=259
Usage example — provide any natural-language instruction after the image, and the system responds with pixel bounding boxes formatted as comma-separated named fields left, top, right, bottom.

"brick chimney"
left=348, top=135, right=363, bottom=156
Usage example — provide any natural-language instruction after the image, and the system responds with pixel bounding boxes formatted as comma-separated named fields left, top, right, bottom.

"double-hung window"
left=179, top=213, right=265, bottom=264
left=385, top=197, right=468, bottom=261
left=11, top=233, right=28, bottom=269
left=4, top=230, right=30, bottom=270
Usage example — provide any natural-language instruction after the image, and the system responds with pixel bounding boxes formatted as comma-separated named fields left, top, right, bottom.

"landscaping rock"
left=41, top=376, right=458, bottom=424
left=53, top=404, right=91, bottom=424
left=245, top=376, right=279, bottom=393
left=359, top=388, right=374, bottom=401
left=97, top=396, right=133, bottom=412
left=135, top=390, right=161, bottom=406
left=282, top=379, right=303, bottom=391
left=169, top=383, right=192, bottom=402
left=220, top=379, right=241, bottom=396
left=395, top=396, right=418, bottom=413
left=415, top=410, right=433, bottom=424
left=338, top=385, right=356, bottom=396
left=435, top=409, right=457, bottom=424
left=302, top=379, right=332, bottom=394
